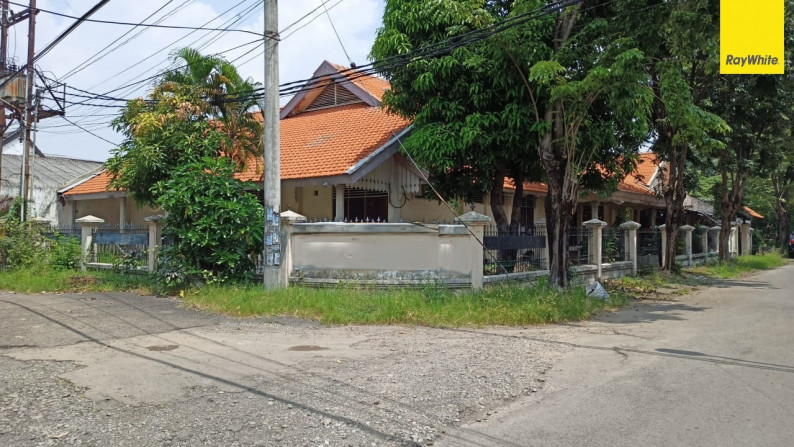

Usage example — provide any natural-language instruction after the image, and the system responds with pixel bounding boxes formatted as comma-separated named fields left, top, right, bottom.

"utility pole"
left=262, top=0, right=283, bottom=289
left=0, top=0, right=7, bottom=200
left=20, top=0, right=35, bottom=221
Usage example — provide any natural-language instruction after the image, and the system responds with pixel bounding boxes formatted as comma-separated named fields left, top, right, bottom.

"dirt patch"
left=287, top=345, right=328, bottom=351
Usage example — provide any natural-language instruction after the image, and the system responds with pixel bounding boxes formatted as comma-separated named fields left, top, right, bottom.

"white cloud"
left=12, top=0, right=384, bottom=161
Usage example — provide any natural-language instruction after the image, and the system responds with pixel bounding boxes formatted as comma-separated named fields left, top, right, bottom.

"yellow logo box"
left=720, top=0, right=784, bottom=74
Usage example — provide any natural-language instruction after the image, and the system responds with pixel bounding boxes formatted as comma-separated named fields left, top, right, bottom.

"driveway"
left=0, top=291, right=566, bottom=446
left=2, top=263, right=793, bottom=446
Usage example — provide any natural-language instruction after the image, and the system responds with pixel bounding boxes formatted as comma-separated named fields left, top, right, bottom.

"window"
left=333, top=187, right=388, bottom=222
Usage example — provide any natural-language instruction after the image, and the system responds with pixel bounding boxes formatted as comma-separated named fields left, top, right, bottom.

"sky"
left=4, top=0, right=385, bottom=161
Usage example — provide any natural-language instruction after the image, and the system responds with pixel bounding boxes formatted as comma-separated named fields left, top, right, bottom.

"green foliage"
left=179, top=282, right=626, bottom=327
left=153, top=157, right=264, bottom=290
left=0, top=214, right=49, bottom=269
left=0, top=269, right=149, bottom=294
left=371, top=0, right=543, bottom=210
left=108, top=48, right=263, bottom=207
left=50, top=235, right=81, bottom=270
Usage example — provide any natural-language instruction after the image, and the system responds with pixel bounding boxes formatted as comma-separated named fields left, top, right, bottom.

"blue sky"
left=7, top=0, right=385, bottom=161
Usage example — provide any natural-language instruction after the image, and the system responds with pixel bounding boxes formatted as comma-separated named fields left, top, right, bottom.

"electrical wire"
left=6, top=0, right=266, bottom=37
left=56, top=0, right=581, bottom=109
left=56, top=116, right=118, bottom=146
left=322, top=0, right=353, bottom=66
left=59, top=0, right=185, bottom=81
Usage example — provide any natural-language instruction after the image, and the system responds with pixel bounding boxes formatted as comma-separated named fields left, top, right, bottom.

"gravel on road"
left=0, top=291, right=579, bottom=447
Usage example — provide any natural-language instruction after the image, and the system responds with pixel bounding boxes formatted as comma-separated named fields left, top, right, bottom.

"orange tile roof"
left=235, top=103, right=411, bottom=182
left=633, top=153, right=660, bottom=186
left=328, top=62, right=390, bottom=101
left=743, top=206, right=764, bottom=219
left=503, top=178, right=548, bottom=195
left=62, top=171, right=118, bottom=196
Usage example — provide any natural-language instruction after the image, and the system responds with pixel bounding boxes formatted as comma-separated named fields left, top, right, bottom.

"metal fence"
left=42, top=225, right=81, bottom=240
left=637, top=229, right=661, bottom=271
left=483, top=224, right=547, bottom=275
left=602, top=228, right=626, bottom=263
left=568, top=227, right=590, bottom=266
left=694, top=229, right=707, bottom=255
left=91, top=225, right=149, bottom=269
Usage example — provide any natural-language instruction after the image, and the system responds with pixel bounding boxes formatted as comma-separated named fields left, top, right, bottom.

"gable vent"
left=305, top=83, right=363, bottom=111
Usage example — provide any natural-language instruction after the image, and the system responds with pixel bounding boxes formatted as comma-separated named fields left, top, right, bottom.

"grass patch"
left=686, top=253, right=786, bottom=279
left=179, top=281, right=628, bottom=327
left=0, top=268, right=151, bottom=294
left=605, top=253, right=787, bottom=299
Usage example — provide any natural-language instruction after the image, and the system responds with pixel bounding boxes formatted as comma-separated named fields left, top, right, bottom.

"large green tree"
left=373, top=0, right=652, bottom=288
left=610, top=0, right=726, bottom=271
left=708, top=73, right=792, bottom=260
left=371, top=0, right=542, bottom=236
left=108, top=49, right=265, bottom=283
left=108, top=48, right=263, bottom=205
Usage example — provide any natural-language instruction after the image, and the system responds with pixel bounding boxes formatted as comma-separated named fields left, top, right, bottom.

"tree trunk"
left=659, top=139, right=688, bottom=271
left=544, top=170, right=572, bottom=288
left=489, top=169, right=525, bottom=272
left=772, top=170, right=792, bottom=252
left=719, top=168, right=748, bottom=262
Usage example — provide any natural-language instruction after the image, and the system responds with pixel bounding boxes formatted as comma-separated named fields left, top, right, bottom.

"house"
left=59, top=61, right=668, bottom=229
left=1, top=152, right=103, bottom=225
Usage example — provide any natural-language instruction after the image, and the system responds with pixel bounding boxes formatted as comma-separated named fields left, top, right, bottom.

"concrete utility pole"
left=262, top=0, right=284, bottom=288
left=0, top=0, right=8, bottom=199
left=20, top=0, right=35, bottom=221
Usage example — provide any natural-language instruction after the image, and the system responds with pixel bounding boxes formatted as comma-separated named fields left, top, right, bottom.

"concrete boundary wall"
left=285, top=211, right=490, bottom=288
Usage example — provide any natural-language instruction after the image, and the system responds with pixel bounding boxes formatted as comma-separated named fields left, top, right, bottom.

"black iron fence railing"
left=602, top=228, right=626, bottom=263
left=568, top=228, right=590, bottom=266
left=637, top=229, right=661, bottom=271
left=483, top=225, right=547, bottom=274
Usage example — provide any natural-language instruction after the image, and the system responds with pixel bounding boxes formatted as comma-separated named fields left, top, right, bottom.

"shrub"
left=153, top=156, right=264, bottom=291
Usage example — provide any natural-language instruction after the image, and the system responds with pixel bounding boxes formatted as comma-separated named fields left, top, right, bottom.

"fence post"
left=709, top=226, right=721, bottom=257
left=681, top=225, right=694, bottom=266
left=583, top=219, right=606, bottom=280
left=76, top=215, right=104, bottom=272
left=144, top=215, right=166, bottom=273
left=730, top=222, right=739, bottom=257
left=456, top=211, right=491, bottom=289
left=658, top=224, right=667, bottom=267
left=698, top=226, right=710, bottom=259
left=279, top=210, right=307, bottom=287
left=619, top=221, right=641, bottom=276
left=740, top=222, right=752, bottom=256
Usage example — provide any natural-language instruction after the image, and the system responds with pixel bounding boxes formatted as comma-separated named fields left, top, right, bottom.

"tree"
left=373, top=1, right=652, bottom=288
left=154, top=157, right=263, bottom=285
left=108, top=48, right=263, bottom=206
left=508, top=1, right=652, bottom=287
left=371, top=0, right=542, bottom=239
left=610, top=0, right=726, bottom=271
left=107, top=49, right=265, bottom=284
left=708, top=74, right=791, bottom=261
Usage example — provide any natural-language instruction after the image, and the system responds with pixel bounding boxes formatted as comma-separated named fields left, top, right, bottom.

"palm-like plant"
left=155, top=47, right=263, bottom=166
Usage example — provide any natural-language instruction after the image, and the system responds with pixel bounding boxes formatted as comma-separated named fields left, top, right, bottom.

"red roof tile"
left=62, top=171, right=117, bottom=196
left=236, top=103, right=411, bottom=182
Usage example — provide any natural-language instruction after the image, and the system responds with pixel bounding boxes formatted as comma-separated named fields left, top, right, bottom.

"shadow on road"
left=446, top=329, right=794, bottom=374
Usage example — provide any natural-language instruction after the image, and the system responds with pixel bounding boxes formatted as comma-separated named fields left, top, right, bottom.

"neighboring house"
left=1, top=153, right=103, bottom=225
left=59, top=61, right=672, bottom=228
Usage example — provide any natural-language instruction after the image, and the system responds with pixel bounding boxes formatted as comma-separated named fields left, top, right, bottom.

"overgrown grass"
left=0, top=268, right=151, bottom=294
left=686, top=253, right=786, bottom=278
left=604, top=253, right=787, bottom=299
left=179, top=281, right=628, bottom=327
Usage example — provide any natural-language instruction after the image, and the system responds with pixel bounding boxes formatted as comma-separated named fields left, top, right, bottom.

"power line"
left=7, top=0, right=266, bottom=37
left=322, top=0, right=353, bottom=66
left=57, top=115, right=118, bottom=145
left=59, top=0, right=184, bottom=81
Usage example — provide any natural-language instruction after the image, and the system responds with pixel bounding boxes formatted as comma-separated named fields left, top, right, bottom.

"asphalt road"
left=438, top=263, right=794, bottom=447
